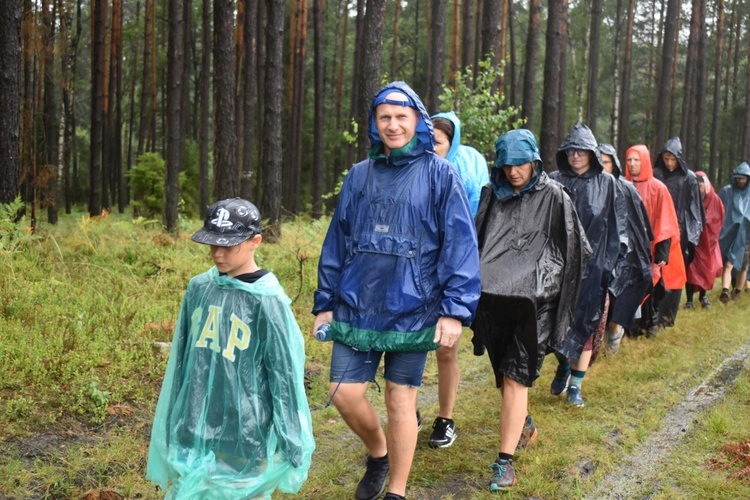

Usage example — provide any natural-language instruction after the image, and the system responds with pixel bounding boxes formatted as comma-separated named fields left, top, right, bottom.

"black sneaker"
left=489, top=457, right=516, bottom=491
left=732, top=288, right=742, bottom=302
left=683, top=301, right=693, bottom=309
left=428, top=417, right=457, bottom=448
left=355, top=454, right=389, bottom=500
left=383, top=494, right=405, bottom=500
left=550, top=363, right=570, bottom=395
left=720, top=289, right=730, bottom=304
left=700, top=296, right=711, bottom=309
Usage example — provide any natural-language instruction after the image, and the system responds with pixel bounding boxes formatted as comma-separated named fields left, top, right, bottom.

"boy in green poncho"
left=147, top=198, right=315, bottom=499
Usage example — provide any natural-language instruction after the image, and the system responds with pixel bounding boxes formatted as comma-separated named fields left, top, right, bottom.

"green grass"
left=1, top=208, right=749, bottom=499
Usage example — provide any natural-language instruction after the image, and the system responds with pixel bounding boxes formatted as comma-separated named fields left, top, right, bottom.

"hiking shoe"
left=605, top=324, right=625, bottom=355
left=429, top=417, right=457, bottom=448
left=383, top=494, right=405, bottom=500
left=416, top=410, right=422, bottom=432
left=515, top=414, right=538, bottom=452
left=720, top=289, right=730, bottom=304
left=567, top=385, right=584, bottom=407
left=732, top=289, right=742, bottom=302
left=700, top=296, right=711, bottom=309
left=472, top=334, right=486, bottom=356
left=550, top=364, right=570, bottom=395
left=355, top=454, right=389, bottom=500
left=489, top=457, right=517, bottom=491
left=683, top=301, right=694, bottom=309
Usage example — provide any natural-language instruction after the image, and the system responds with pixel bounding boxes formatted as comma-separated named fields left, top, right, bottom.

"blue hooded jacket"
left=719, top=162, right=750, bottom=270
left=431, top=111, right=490, bottom=216
left=313, top=82, right=481, bottom=352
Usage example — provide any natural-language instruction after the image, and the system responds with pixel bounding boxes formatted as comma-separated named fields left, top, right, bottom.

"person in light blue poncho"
left=425, top=111, right=490, bottom=450
left=718, top=162, right=750, bottom=303
left=147, top=198, right=314, bottom=500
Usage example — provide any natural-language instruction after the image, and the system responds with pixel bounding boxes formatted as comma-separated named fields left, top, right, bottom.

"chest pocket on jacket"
left=338, top=229, right=426, bottom=315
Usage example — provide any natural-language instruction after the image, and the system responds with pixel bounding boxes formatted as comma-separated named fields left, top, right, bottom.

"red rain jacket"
left=686, top=171, right=724, bottom=290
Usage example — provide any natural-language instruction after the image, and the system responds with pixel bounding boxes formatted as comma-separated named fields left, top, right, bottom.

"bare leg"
left=722, top=262, right=734, bottom=289
left=436, top=341, right=460, bottom=419
left=383, top=381, right=419, bottom=496
left=736, top=269, right=748, bottom=289
left=572, top=350, right=592, bottom=373
left=330, top=382, right=387, bottom=458
left=499, top=376, right=528, bottom=455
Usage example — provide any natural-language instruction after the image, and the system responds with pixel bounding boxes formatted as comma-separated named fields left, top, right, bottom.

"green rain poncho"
left=147, top=267, right=315, bottom=499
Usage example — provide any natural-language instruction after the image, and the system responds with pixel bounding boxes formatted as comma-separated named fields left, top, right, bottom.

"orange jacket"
left=625, top=145, right=686, bottom=289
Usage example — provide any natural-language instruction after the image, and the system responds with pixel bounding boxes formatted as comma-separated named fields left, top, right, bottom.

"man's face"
left=502, top=162, right=534, bottom=192
left=566, top=148, right=591, bottom=174
left=375, top=95, right=418, bottom=154
left=600, top=154, right=615, bottom=175
left=626, top=152, right=642, bottom=178
left=736, top=176, right=749, bottom=190
left=663, top=152, right=678, bottom=171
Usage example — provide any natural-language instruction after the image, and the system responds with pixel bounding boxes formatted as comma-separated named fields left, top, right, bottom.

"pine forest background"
left=1, top=0, right=750, bottom=234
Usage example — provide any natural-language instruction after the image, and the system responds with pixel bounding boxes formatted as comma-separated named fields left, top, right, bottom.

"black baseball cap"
left=191, top=198, right=262, bottom=247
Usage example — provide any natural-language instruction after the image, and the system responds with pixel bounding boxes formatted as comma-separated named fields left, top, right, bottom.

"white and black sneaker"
left=429, top=417, right=457, bottom=448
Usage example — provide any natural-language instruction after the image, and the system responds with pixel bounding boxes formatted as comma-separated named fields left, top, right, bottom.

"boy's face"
left=663, top=152, right=678, bottom=171
left=210, top=235, right=261, bottom=277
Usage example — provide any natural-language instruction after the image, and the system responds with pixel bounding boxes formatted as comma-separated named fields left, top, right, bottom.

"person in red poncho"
left=684, top=172, right=725, bottom=309
left=624, top=145, right=686, bottom=336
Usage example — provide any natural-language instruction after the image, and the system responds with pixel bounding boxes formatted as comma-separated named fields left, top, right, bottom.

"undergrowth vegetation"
left=0, top=207, right=749, bottom=499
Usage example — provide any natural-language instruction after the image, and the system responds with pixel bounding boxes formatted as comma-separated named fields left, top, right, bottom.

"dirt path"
left=586, top=341, right=750, bottom=499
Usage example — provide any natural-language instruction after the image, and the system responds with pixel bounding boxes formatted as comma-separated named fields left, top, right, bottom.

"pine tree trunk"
left=165, top=0, right=184, bottom=232
left=284, top=0, right=307, bottom=214
left=557, top=0, right=568, bottom=137
left=312, top=0, right=325, bottom=217
left=427, top=0, right=447, bottom=112
left=449, top=0, right=459, bottom=88
left=680, top=0, right=702, bottom=162
left=585, top=0, right=602, bottom=134
left=346, top=0, right=366, bottom=168
left=261, top=0, right=284, bottom=238
left=461, top=0, right=475, bottom=73
left=617, top=0, right=635, bottom=157
left=0, top=0, right=21, bottom=204
left=213, top=0, right=238, bottom=200
left=390, top=0, right=400, bottom=80
left=521, top=0, right=541, bottom=129
left=668, top=11, right=681, bottom=139
left=42, top=0, right=58, bottom=223
left=540, top=0, right=563, bottom=171
left=241, top=0, right=257, bottom=200
left=744, top=26, right=750, bottom=159
left=355, top=0, right=387, bottom=158
left=137, top=0, right=153, bottom=156
left=480, top=0, right=500, bottom=70
left=507, top=0, right=517, bottom=106
left=611, top=0, right=622, bottom=151
left=113, top=0, right=125, bottom=212
left=710, top=0, right=725, bottom=184
left=693, top=0, right=707, bottom=167
left=198, top=0, right=210, bottom=217
left=653, top=0, right=680, bottom=156
left=90, top=0, right=105, bottom=216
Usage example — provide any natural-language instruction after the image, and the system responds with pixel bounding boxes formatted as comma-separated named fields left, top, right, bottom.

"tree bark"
left=241, top=0, right=258, bottom=200
left=710, top=0, right=725, bottom=184
left=653, top=0, right=680, bottom=156
left=693, top=0, right=707, bottom=167
left=480, top=0, right=501, bottom=70
left=585, top=0, right=603, bottom=134
left=42, top=0, right=58, bottom=223
left=113, top=0, right=125, bottom=213
left=355, top=0, right=387, bottom=158
left=680, top=0, right=702, bottom=162
left=611, top=0, right=622, bottom=150
left=345, top=0, right=365, bottom=168
left=0, top=0, right=21, bottom=204
left=427, top=0, right=447, bottom=112
left=617, top=0, right=635, bottom=159
left=137, top=0, right=154, bottom=156
left=213, top=0, right=238, bottom=200
left=461, top=0, right=475, bottom=73
left=165, top=0, right=184, bottom=232
left=390, top=0, right=400, bottom=80
left=507, top=0, right=517, bottom=106
left=312, top=0, right=325, bottom=217
left=90, top=0, right=105, bottom=216
left=557, top=0, right=568, bottom=138
left=199, top=0, right=211, bottom=217
left=744, top=22, right=750, bottom=159
left=521, top=0, right=541, bottom=129
left=449, top=0, right=459, bottom=88
left=540, top=0, right=563, bottom=171
left=284, top=0, right=307, bottom=214
left=125, top=0, right=140, bottom=212
left=262, top=0, right=284, bottom=238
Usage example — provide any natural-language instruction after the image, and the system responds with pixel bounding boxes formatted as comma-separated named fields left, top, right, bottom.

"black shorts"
left=471, top=295, right=555, bottom=388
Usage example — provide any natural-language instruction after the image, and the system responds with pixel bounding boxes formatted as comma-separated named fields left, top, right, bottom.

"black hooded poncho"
left=472, top=129, right=590, bottom=385
left=549, top=123, right=623, bottom=361
left=653, top=137, right=705, bottom=265
left=598, top=143, right=653, bottom=327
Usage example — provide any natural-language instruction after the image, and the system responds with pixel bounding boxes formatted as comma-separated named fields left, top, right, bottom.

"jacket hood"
left=731, top=162, right=750, bottom=188
left=556, top=122, right=603, bottom=175
left=655, top=136, right=690, bottom=175
left=369, top=81, right=434, bottom=154
left=492, top=129, right=543, bottom=199
left=695, top=171, right=713, bottom=195
left=431, top=111, right=461, bottom=163
left=597, top=143, right=621, bottom=178
left=625, top=145, right=654, bottom=181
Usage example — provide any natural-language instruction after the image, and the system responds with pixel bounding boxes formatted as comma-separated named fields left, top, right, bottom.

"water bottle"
left=315, top=323, right=333, bottom=342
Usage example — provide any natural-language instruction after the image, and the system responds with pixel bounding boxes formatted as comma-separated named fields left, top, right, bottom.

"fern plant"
left=0, top=196, right=37, bottom=252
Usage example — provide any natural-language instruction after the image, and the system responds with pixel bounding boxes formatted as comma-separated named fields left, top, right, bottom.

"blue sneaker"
left=489, top=458, right=516, bottom=491
left=550, top=364, right=570, bottom=395
left=567, top=385, right=584, bottom=407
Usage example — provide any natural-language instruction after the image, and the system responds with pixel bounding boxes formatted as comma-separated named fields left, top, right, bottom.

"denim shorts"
left=329, top=342, right=428, bottom=387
